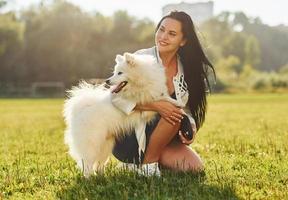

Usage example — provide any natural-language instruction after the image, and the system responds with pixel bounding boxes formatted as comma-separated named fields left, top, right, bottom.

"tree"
left=201, top=11, right=288, bottom=72
left=244, top=35, right=260, bottom=68
left=222, top=32, right=246, bottom=67
left=216, top=55, right=241, bottom=75
left=231, top=12, right=288, bottom=71
left=0, top=12, right=24, bottom=83
left=19, top=1, right=155, bottom=86
left=0, top=0, right=6, bottom=9
left=200, top=17, right=232, bottom=62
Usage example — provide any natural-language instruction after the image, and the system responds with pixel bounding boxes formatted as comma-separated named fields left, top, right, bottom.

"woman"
left=112, top=11, right=215, bottom=173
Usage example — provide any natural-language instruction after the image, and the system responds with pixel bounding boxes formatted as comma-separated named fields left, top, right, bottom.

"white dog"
left=63, top=53, right=179, bottom=177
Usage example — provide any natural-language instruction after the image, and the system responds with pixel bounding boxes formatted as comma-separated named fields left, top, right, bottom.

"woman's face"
left=155, top=17, right=186, bottom=54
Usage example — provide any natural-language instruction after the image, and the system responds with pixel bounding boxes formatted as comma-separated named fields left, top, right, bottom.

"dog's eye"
left=117, top=72, right=123, bottom=75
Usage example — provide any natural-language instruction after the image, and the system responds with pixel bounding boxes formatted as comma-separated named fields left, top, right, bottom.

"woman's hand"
left=135, top=100, right=183, bottom=125
left=178, top=123, right=197, bottom=145
left=152, top=100, right=184, bottom=125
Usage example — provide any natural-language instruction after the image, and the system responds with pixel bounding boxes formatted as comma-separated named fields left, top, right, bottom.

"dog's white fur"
left=63, top=53, right=178, bottom=177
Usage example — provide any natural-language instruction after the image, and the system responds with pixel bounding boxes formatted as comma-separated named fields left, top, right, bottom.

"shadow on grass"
left=57, top=169, right=240, bottom=200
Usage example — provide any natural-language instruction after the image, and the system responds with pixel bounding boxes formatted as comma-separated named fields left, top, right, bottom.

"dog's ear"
left=115, top=54, right=124, bottom=63
left=124, top=52, right=136, bottom=67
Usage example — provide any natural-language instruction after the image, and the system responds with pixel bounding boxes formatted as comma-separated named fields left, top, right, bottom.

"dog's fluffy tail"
left=63, top=81, right=95, bottom=125
left=66, top=80, right=100, bottom=98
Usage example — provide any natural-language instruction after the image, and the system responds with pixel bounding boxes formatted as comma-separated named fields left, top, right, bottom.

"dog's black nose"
left=105, top=79, right=111, bottom=85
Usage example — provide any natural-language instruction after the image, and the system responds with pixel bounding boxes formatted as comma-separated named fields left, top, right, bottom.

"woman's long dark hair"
left=156, top=11, right=216, bottom=130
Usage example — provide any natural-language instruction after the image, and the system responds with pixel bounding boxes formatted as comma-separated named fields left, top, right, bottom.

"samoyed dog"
left=63, top=53, right=179, bottom=177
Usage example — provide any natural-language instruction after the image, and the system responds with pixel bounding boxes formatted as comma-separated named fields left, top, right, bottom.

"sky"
left=4, top=0, right=288, bottom=26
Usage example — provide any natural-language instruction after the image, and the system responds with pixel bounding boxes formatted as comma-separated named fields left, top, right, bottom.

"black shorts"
left=112, top=94, right=192, bottom=164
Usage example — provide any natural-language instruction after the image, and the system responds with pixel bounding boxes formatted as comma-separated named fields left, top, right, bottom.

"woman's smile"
left=158, top=40, right=169, bottom=46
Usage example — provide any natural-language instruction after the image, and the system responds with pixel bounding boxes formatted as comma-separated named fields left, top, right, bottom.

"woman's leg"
left=159, top=142, right=204, bottom=172
left=143, top=117, right=180, bottom=163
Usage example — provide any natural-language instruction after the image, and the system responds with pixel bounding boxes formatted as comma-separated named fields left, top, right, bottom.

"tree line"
left=0, top=0, right=287, bottom=95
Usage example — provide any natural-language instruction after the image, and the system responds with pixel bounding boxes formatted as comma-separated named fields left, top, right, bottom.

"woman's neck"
left=159, top=51, right=177, bottom=68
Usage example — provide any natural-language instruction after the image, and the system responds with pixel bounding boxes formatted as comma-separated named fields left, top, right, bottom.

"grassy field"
left=0, top=94, right=287, bottom=200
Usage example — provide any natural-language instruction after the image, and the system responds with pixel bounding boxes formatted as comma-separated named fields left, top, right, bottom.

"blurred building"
left=162, top=1, right=214, bottom=24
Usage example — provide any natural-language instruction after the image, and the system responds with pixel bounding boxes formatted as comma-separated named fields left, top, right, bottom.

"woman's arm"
left=111, top=93, right=183, bottom=125
left=135, top=100, right=183, bottom=125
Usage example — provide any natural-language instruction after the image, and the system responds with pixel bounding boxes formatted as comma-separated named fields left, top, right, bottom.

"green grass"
left=0, top=94, right=288, bottom=199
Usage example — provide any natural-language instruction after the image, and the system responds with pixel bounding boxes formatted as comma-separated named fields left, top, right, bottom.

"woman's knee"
left=184, top=149, right=204, bottom=171
left=159, top=144, right=204, bottom=172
